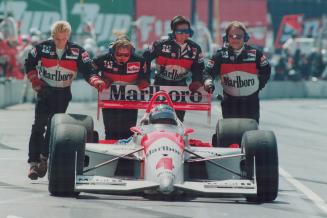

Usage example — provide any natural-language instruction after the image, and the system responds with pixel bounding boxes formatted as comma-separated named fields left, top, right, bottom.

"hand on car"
left=138, top=79, right=150, bottom=90
left=89, top=76, right=106, bottom=92
left=188, top=81, right=202, bottom=92
left=204, top=79, right=215, bottom=94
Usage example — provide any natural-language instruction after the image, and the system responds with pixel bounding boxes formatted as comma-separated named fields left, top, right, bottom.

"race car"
left=47, top=85, right=278, bottom=203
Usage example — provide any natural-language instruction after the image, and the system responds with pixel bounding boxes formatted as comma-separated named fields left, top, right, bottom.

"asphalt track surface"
left=0, top=99, right=326, bottom=218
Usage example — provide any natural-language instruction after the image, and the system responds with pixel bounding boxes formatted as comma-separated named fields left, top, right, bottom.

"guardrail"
left=0, top=78, right=25, bottom=108
left=1, top=79, right=327, bottom=109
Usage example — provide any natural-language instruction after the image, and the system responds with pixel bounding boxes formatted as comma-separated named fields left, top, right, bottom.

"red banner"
left=274, top=14, right=304, bottom=48
left=135, top=0, right=209, bottom=49
left=217, top=0, right=268, bottom=46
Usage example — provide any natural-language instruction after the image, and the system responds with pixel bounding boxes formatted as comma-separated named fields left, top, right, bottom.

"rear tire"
left=48, top=123, right=86, bottom=196
left=213, top=118, right=258, bottom=147
left=51, top=113, right=94, bottom=142
left=242, top=130, right=279, bottom=202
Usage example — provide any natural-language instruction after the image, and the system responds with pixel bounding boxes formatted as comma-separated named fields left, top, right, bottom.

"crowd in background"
left=269, top=45, right=327, bottom=81
left=1, top=13, right=327, bottom=82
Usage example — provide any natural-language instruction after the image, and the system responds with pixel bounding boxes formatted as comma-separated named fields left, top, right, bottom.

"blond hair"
left=51, top=20, right=71, bottom=37
left=112, top=37, right=134, bottom=53
left=225, top=21, right=247, bottom=35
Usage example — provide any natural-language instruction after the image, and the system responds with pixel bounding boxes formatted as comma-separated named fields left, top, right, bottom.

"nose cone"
left=159, top=175, right=174, bottom=194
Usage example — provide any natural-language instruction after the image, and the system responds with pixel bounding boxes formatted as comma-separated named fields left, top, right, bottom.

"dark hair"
left=170, top=15, right=191, bottom=31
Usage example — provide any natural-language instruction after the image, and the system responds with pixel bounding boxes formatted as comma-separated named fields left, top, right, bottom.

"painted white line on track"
left=7, top=215, right=24, bottom=218
left=280, top=167, right=327, bottom=214
left=0, top=158, right=25, bottom=160
left=0, top=193, right=45, bottom=205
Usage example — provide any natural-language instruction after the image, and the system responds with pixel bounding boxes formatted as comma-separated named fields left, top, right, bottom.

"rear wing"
left=98, top=84, right=211, bottom=119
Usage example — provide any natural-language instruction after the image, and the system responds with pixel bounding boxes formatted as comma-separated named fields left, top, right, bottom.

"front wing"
left=174, top=179, right=257, bottom=196
left=74, top=175, right=256, bottom=196
left=75, top=175, right=158, bottom=194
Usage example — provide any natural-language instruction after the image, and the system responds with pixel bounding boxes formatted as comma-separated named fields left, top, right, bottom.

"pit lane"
left=0, top=99, right=326, bottom=218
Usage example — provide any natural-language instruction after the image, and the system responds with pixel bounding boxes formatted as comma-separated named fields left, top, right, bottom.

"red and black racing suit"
left=25, top=40, right=96, bottom=163
left=144, top=37, right=204, bottom=122
left=203, top=45, right=271, bottom=123
left=93, top=53, right=149, bottom=140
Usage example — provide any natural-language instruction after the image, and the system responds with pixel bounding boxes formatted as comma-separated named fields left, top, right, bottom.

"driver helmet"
left=149, top=104, right=177, bottom=125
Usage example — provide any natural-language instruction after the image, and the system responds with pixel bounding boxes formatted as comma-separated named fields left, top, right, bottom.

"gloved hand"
left=89, top=76, right=106, bottom=92
left=204, top=79, right=215, bottom=94
left=138, top=79, right=150, bottom=90
left=27, top=70, right=44, bottom=92
left=188, top=81, right=202, bottom=92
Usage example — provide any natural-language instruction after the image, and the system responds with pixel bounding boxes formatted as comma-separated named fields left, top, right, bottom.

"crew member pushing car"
left=203, top=21, right=271, bottom=123
left=25, top=20, right=105, bottom=180
left=143, top=16, right=205, bottom=122
left=93, top=36, right=149, bottom=140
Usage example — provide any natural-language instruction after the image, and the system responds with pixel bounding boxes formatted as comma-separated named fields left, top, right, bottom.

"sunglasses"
left=115, top=53, right=130, bottom=58
left=174, top=29, right=191, bottom=35
left=228, top=34, right=244, bottom=40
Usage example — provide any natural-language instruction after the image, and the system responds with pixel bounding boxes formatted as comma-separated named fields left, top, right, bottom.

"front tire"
left=242, top=130, right=279, bottom=203
left=48, top=123, right=86, bottom=196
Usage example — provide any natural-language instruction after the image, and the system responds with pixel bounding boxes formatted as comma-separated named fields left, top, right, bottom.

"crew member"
left=143, top=15, right=204, bottom=122
left=25, top=20, right=105, bottom=180
left=93, top=36, right=149, bottom=139
left=203, top=21, right=271, bottom=123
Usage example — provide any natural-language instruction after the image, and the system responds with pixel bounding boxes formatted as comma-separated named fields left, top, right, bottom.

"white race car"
left=48, top=85, right=278, bottom=203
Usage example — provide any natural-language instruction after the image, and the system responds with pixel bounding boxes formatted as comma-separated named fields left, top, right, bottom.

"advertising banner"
left=0, top=0, right=134, bottom=45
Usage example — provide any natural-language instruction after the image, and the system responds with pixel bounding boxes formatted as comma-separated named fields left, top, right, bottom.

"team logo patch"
left=192, top=47, right=197, bottom=56
left=198, top=52, right=204, bottom=63
left=104, top=60, right=113, bottom=69
left=222, top=51, right=229, bottom=58
left=30, top=47, right=37, bottom=57
left=207, top=60, right=214, bottom=68
left=247, top=50, right=256, bottom=57
left=81, top=51, right=91, bottom=63
left=127, top=62, right=141, bottom=74
left=162, top=44, right=171, bottom=53
left=70, top=48, right=80, bottom=56
left=260, top=55, right=269, bottom=66
left=41, top=45, right=51, bottom=54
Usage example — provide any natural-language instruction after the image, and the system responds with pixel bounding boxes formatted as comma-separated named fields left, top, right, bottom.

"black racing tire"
left=48, top=123, right=86, bottom=196
left=241, top=130, right=279, bottom=203
left=213, top=118, right=258, bottom=147
left=51, top=113, right=94, bottom=143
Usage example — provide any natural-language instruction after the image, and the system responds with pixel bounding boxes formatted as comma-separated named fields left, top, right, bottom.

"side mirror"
left=130, top=126, right=142, bottom=134
left=184, top=128, right=194, bottom=136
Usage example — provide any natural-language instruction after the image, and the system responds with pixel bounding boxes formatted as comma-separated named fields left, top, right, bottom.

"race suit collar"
left=233, top=45, right=244, bottom=57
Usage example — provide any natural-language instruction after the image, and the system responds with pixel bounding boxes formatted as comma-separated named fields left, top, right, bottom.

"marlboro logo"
left=127, top=62, right=140, bottom=74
